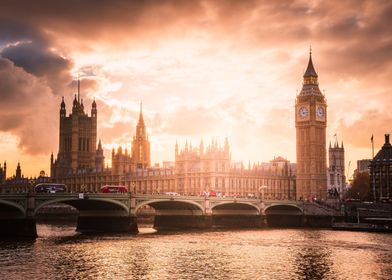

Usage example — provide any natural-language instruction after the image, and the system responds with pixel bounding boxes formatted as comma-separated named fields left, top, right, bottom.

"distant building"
left=175, top=141, right=296, bottom=199
left=0, top=162, right=50, bottom=193
left=354, top=159, right=372, bottom=177
left=327, top=140, right=346, bottom=198
left=0, top=161, right=6, bottom=184
left=370, top=134, right=392, bottom=201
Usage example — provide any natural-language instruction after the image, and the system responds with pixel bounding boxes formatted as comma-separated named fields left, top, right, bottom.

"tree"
left=345, top=171, right=372, bottom=201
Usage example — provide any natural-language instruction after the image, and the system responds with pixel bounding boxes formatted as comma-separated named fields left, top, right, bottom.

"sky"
left=0, top=0, right=391, bottom=178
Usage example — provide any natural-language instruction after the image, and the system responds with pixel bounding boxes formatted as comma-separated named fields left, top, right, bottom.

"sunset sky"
left=0, top=0, right=391, bottom=178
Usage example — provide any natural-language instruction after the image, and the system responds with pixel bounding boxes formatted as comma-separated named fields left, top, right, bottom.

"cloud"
left=1, top=0, right=392, bottom=176
left=0, top=58, right=58, bottom=154
left=0, top=18, right=47, bottom=46
left=164, top=105, right=222, bottom=135
left=1, top=42, right=73, bottom=95
left=0, top=19, right=75, bottom=156
left=338, top=110, right=392, bottom=149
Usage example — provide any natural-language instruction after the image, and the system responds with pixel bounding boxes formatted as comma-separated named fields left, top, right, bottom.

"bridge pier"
left=0, top=193, right=38, bottom=238
left=0, top=218, right=37, bottom=238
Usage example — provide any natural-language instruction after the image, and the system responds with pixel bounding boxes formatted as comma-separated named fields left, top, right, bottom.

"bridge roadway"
left=0, top=193, right=339, bottom=238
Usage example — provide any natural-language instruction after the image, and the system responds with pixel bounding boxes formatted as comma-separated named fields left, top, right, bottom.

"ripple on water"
left=0, top=225, right=392, bottom=280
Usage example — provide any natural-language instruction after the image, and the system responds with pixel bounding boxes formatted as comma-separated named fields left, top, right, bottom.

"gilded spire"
left=304, top=47, right=318, bottom=79
left=138, top=101, right=145, bottom=126
left=77, top=73, right=81, bottom=103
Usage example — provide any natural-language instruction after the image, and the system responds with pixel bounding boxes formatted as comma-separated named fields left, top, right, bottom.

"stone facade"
left=51, top=81, right=98, bottom=177
left=327, top=140, right=346, bottom=197
left=7, top=75, right=298, bottom=199
left=370, top=134, right=392, bottom=202
left=111, top=103, right=151, bottom=174
left=295, top=51, right=328, bottom=200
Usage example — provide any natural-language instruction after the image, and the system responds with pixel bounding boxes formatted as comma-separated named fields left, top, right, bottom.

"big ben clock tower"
left=295, top=50, right=327, bottom=200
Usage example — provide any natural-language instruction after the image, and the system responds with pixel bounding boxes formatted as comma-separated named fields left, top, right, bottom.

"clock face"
left=316, top=106, right=324, bottom=118
left=299, top=106, right=309, bottom=118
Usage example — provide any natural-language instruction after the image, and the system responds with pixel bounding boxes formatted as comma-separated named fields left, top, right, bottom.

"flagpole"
left=371, top=134, right=376, bottom=202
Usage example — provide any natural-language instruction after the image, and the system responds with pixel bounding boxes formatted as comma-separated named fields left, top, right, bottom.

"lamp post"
left=259, top=185, right=268, bottom=202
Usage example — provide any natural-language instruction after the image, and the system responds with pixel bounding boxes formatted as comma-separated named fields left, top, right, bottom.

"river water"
left=0, top=223, right=392, bottom=280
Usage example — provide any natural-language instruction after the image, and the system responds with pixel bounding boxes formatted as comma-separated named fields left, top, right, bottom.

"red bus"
left=35, top=183, right=67, bottom=193
left=100, top=185, right=128, bottom=193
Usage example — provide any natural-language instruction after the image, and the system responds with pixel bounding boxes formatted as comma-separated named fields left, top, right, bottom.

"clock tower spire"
left=295, top=50, right=327, bottom=200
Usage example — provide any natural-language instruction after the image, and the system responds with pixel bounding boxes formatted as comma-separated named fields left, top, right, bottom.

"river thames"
left=1, top=224, right=392, bottom=280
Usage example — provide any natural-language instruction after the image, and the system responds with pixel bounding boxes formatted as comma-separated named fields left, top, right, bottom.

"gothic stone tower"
left=295, top=51, right=327, bottom=200
left=54, top=79, right=97, bottom=176
left=327, top=140, right=345, bottom=196
left=131, top=103, right=150, bottom=169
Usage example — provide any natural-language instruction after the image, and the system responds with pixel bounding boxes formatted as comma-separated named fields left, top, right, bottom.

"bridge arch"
left=0, top=199, right=26, bottom=217
left=136, top=199, right=204, bottom=214
left=265, top=204, right=303, bottom=215
left=34, top=197, right=129, bottom=216
left=211, top=202, right=260, bottom=214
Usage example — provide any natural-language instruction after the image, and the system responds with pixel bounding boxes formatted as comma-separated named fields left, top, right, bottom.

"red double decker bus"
left=100, top=185, right=128, bottom=193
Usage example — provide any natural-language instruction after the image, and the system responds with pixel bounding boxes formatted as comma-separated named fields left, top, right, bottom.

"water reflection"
left=1, top=225, right=392, bottom=280
left=295, top=246, right=333, bottom=280
left=293, top=231, right=333, bottom=280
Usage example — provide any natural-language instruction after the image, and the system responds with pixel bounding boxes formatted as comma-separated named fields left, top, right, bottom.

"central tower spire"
left=138, top=101, right=144, bottom=125
left=131, top=101, right=150, bottom=169
left=77, top=73, right=81, bottom=103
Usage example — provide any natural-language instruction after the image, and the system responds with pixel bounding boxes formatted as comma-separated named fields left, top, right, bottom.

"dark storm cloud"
left=0, top=18, right=47, bottom=46
left=0, top=17, right=74, bottom=96
left=0, top=57, right=58, bottom=154
left=0, top=19, right=73, bottom=154
left=1, top=0, right=392, bottom=77
left=1, top=42, right=73, bottom=95
left=1, top=42, right=69, bottom=77
left=0, top=0, right=205, bottom=47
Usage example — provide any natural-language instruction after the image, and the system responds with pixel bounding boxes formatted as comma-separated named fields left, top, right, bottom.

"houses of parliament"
left=2, top=51, right=344, bottom=200
left=48, top=91, right=296, bottom=199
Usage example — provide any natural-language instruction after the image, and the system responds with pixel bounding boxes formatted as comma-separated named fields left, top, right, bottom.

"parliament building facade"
left=49, top=82, right=296, bottom=199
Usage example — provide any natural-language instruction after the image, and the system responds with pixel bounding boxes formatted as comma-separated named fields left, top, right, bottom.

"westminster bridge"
left=0, top=193, right=340, bottom=237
